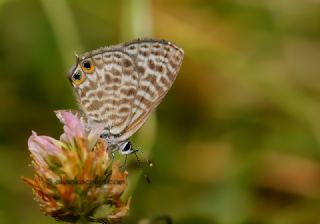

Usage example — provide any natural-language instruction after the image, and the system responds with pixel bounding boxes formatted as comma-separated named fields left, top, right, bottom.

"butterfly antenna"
left=147, top=159, right=153, bottom=168
left=74, top=52, right=80, bottom=62
left=133, top=150, right=151, bottom=184
left=132, top=144, right=154, bottom=168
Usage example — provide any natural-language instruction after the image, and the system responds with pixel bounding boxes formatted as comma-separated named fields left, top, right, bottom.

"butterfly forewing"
left=67, top=39, right=184, bottom=145
left=118, top=40, right=184, bottom=141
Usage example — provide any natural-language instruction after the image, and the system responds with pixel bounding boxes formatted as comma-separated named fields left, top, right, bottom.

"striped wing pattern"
left=120, top=40, right=184, bottom=141
left=67, top=39, right=184, bottom=144
left=91, top=51, right=138, bottom=136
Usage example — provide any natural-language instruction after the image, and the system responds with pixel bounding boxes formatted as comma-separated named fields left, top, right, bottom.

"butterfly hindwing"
left=77, top=51, right=139, bottom=137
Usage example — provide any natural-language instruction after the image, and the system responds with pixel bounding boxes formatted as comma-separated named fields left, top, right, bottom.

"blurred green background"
left=1, top=0, right=320, bottom=223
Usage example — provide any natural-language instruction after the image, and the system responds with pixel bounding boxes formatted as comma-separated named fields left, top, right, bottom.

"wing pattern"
left=67, top=39, right=184, bottom=144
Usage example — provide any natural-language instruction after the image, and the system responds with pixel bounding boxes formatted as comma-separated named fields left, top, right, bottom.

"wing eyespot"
left=81, top=59, right=95, bottom=73
left=72, top=70, right=86, bottom=85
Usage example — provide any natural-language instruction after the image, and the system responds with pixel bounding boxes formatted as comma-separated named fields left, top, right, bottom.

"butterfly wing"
left=69, top=39, right=183, bottom=144
left=115, top=39, right=184, bottom=141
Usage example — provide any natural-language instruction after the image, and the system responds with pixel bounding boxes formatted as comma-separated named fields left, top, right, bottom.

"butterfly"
left=56, top=39, right=184, bottom=155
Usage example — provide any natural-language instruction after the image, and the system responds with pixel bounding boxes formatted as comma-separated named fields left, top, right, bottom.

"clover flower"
left=22, top=112, right=130, bottom=223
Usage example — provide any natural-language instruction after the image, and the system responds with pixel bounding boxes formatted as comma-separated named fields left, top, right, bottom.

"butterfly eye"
left=72, top=70, right=85, bottom=85
left=81, top=59, right=95, bottom=73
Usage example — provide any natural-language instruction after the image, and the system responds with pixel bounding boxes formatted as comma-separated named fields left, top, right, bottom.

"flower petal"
left=28, top=131, right=64, bottom=165
left=60, top=112, right=86, bottom=143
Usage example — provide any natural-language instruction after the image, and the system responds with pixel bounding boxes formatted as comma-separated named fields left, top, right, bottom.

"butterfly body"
left=58, top=39, right=184, bottom=154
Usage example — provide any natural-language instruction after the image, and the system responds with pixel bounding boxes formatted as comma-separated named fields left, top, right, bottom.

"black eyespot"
left=73, top=71, right=82, bottom=80
left=82, top=60, right=91, bottom=69
left=123, top=142, right=131, bottom=152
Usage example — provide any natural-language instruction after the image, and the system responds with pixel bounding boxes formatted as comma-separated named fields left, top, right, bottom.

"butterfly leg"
left=120, top=155, right=128, bottom=171
left=110, top=151, right=115, bottom=160
left=132, top=150, right=151, bottom=184
left=118, top=142, right=152, bottom=183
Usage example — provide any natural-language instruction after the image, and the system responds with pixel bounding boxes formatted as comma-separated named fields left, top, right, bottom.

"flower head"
left=22, top=112, right=130, bottom=223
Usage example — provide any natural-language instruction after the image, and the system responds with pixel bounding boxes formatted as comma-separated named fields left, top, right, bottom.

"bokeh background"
left=1, top=0, right=320, bottom=223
